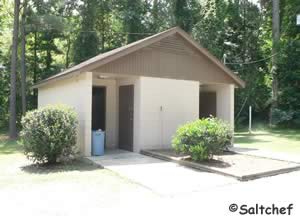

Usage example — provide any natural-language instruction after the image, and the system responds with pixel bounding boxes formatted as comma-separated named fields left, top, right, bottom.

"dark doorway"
left=199, top=91, right=217, bottom=118
left=119, top=85, right=134, bottom=151
left=92, top=87, right=106, bottom=131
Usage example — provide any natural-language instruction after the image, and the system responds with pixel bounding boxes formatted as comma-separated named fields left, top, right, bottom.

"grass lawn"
left=0, top=132, right=156, bottom=216
left=234, top=128, right=300, bottom=154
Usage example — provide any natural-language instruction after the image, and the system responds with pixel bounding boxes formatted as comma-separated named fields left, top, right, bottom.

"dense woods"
left=0, top=0, right=299, bottom=136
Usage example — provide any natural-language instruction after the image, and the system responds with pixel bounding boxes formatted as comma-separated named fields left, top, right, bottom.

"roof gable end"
left=95, top=33, right=236, bottom=84
left=33, top=27, right=245, bottom=88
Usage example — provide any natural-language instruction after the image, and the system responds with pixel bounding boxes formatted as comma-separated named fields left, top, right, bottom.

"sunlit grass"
left=234, top=128, right=300, bottom=153
left=0, top=132, right=143, bottom=193
left=0, top=132, right=156, bottom=215
left=0, top=135, right=23, bottom=155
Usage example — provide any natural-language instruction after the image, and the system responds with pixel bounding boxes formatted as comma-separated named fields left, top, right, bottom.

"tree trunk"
left=20, top=0, right=27, bottom=115
left=65, top=35, right=71, bottom=68
left=270, top=0, right=280, bottom=125
left=9, top=0, right=20, bottom=139
left=33, top=31, right=38, bottom=108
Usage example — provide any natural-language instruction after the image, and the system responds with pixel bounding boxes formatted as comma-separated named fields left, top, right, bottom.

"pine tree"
left=20, top=0, right=27, bottom=115
left=9, top=0, right=20, bottom=139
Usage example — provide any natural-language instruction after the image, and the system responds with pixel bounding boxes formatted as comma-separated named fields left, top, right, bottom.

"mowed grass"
left=0, top=132, right=155, bottom=210
left=234, top=128, right=300, bottom=154
left=0, top=133, right=23, bottom=156
left=0, top=132, right=122, bottom=188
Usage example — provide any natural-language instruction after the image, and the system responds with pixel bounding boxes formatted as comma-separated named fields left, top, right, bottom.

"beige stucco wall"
left=136, top=77, right=199, bottom=151
left=38, top=72, right=234, bottom=156
left=38, top=72, right=93, bottom=156
left=200, top=84, right=235, bottom=128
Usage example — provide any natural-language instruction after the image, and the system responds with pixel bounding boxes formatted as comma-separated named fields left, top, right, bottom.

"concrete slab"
left=87, top=149, right=236, bottom=197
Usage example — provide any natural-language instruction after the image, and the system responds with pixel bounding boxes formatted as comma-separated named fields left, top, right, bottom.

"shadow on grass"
left=235, top=128, right=300, bottom=143
left=21, top=159, right=103, bottom=175
left=235, top=133, right=270, bottom=136
left=0, top=139, right=23, bottom=155
left=234, top=134, right=271, bottom=144
left=270, top=129, right=300, bottom=141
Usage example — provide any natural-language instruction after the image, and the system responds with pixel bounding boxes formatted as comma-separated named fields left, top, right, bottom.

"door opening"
left=119, top=85, right=134, bottom=151
left=92, top=87, right=106, bottom=131
left=199, top=91, right=217, bottom=118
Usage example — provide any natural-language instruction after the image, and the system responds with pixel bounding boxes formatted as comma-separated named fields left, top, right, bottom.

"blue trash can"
left=92, top=130, right=105, bottom=156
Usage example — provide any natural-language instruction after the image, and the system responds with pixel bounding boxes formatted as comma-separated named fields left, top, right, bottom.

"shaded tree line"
left=0, top=0, right=299, bottom=138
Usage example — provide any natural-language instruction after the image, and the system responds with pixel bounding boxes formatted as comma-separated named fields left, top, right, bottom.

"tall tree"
left=95, top=0, right=119, bottom=52
left=225, top=0, right=269, bottom=123
left=9, top=0, right=20, bottom=139
left=174, top=0, right=193, bottom=32
left=192, top=0, right=227, bottom=58
left=62, top=0, right=80, bottom=68
left=122, top=0, right=146, bottom=43
left=73, top=0, right=99, bottom=64
left=20, top=0, right=27, bottom=115
left=273, top=0, right=300, bottom=126
left=270, top=0, right=280, bottom=125
left=25, top=1, right=66, bottom=108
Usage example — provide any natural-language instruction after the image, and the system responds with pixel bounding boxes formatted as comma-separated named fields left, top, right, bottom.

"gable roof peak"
left=33, top=26, right=245, bottom=88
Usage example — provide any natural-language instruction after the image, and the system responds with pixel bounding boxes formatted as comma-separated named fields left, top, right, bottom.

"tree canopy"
left=1, top=0, right=299, bottom=131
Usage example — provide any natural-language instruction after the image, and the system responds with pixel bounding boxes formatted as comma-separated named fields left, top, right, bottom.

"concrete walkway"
left=232, top=146, right=300, bottom=163
left=87, top=149, right=236, bottom=197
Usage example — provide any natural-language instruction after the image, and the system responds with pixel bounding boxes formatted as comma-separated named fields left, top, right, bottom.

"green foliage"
left=20, top=105, right=78, bottom=164
left=173, top=0, right=201, bottom=32
left=120, top=0, right=149, bottom=43
left=271, top=108, right=296, bottom=126
left=148, top=0, right=173, bottom=33
left=192, top=0, right=227, bottom=58
left=276, top=0, right=300, bottom=126
left=0, top=0, right=12, bottom=129
left=172, top=117, right=233, bottom=161
left=174, top=0, right=190, bottom=32
left=73, top=0, right=99, bottom=64
left=193, top=0, right=271, bottom=128
left=0, top=0, right=299, bottom=130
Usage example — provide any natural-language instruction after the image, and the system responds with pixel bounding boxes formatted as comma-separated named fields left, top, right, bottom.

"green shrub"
left=21, top=104, right=78, bottom=164
left=271, top=108, right=294, bottom=126
left=172, top=117, right=233, bottom=161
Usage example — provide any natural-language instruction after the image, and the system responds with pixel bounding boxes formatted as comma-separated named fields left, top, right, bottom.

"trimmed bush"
left=172, top=117, right=233, bottom=161
left=21, top=104, right=78, bottom=164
